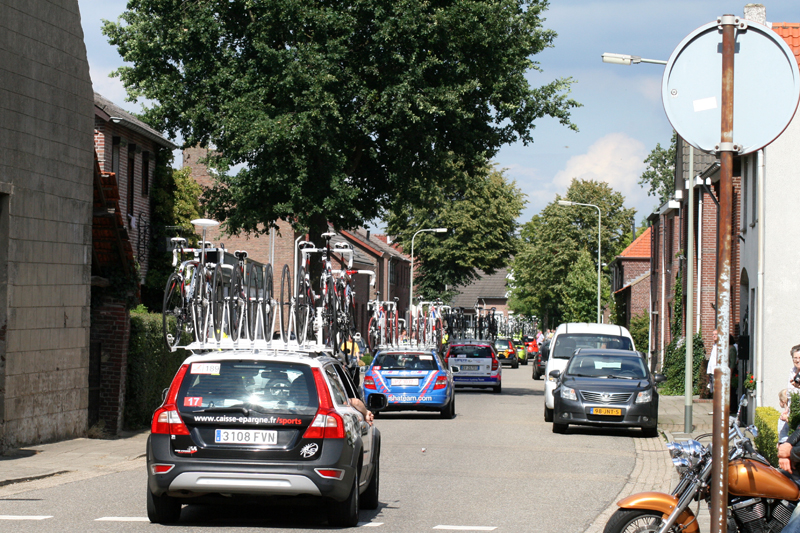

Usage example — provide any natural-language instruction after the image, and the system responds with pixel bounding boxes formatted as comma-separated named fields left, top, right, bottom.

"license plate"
left=391, top=378, right=419, bottom=386
left=590, top=408, right=622, bottom=416
left=461, top=365, right=480, bottom=371
left=214, top=429, right=278, bottom=444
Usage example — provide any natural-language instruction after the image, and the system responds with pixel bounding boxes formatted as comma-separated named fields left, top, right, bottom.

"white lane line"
left=358, top=522, right=384, bottom=527
left=95, top=517, right=150, bottom=521
left=0, top=516, right=53, bottom=520
left=433, top=527, right=497, bottom=531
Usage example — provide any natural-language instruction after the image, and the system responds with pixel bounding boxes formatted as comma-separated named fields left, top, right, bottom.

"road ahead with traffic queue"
left=0, top=367, right=645, bottom=532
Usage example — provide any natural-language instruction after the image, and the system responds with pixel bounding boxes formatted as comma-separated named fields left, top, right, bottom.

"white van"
left=543, top=323, right=636, bottom=422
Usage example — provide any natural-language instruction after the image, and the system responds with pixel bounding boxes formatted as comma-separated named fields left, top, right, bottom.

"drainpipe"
left=661, top=220, right=666, bottom=370
left=697, top=189, right=703, bottom=333
left=756, top=149, right=765, bottom=407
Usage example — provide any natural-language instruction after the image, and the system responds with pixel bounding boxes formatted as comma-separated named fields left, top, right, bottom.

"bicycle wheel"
left=229, top=266, right=241, bottom=342
left=366, top=317, right=376, bottom=354
left=212, top=263, right=225, bottom=341
left=295, top=267, right=309, bottom=344
left=189, top=265, right=206, bottom=342
left=279, top=264, right=291, bottom=341
left=323, top=282, right=338, bottom=348
left=247, top=263, right=263, bottom=340
left=162, top=273, right=185, bottom=350
left=264, top=264, right=274, bottom=340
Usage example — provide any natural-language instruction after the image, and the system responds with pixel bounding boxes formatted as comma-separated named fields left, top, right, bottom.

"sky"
left=78, top=0, right=800, bottom=227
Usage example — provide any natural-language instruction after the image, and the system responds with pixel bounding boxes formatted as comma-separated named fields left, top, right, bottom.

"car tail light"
left=302, top=368, right=345, bottom=439
left=433, top=376, right=447, bottom=390
left=151, top=464, right=175, bottom=475
left=315, top=468, right=345, bottom=480
left=364, top=375, right=377, bottom=390
left=151, top=364, right=191, bottom=436
left=491, top=356, right=499, bottom=371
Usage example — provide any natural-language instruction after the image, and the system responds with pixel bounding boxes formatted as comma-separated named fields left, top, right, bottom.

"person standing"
left=787, top=344, right=800, bottom=396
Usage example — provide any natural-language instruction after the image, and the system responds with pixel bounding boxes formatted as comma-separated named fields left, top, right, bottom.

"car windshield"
left=566, top=355, right=647, bottom=379
left=374, top=352, right=437, bottom=370
left=448, top=345, right=493, bottom=359
left=552, top=334, right=633, bottom=359
left=177, top=360, right=318, bottom=416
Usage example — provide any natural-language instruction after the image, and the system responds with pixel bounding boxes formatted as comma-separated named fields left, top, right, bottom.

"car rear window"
left=567, top=355, right=647, bottom=379
left=552, top=334, right=634, bottom=359
left=448, top=345, right=493, bottom=358
left=177, top=360, right=318, bottom=416
left=374, top=352, right=438, bottom=370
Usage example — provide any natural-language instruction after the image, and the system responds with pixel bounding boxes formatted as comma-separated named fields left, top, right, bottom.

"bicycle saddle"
left=298, top=241, right=315, bottom=249
left=234, top=250, right=248, bottom=260
left=333, top=242, right=352, bottom=250
left=321, top=231, right=337, bottom=240
left=171, top=237, right=187, bottom=245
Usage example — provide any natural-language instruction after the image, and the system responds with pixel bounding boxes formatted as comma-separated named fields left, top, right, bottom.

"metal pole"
left=711, top=15, right=735, bottom=533
left=596, top=205, right=602, bottom=323
left=410, top=232, right=417, bottom=322
left=685, top=146, right=694, bottom=433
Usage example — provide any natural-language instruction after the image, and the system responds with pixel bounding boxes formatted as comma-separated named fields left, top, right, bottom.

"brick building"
left=449, top=268, right=511, bottom=324
left=610, top=227, right=651, bottom=329
left=94, top=93, right=178, bottom=283
left=0, top=0, right=95, bottom=449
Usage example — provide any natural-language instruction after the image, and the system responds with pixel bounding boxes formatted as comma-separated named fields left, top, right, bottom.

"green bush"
left=790, top=392, right=800, bottom=435
left=629, top=310, right=649, bottom=355
left=754, top=406, right=781, bottom=467
left=360, top=355, right=373, bottom=367
left=125, top=311, right=188, bottom=429
left=659, top=333, right=705, bottom=396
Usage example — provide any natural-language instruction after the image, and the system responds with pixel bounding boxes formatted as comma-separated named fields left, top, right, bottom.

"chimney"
left=743, top=4, right=766, bottom=25
left=366, top=230, right=371, bottom=240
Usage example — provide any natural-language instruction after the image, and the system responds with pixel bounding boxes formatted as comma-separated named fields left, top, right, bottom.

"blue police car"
left=363, top=349, right=456, bottom=418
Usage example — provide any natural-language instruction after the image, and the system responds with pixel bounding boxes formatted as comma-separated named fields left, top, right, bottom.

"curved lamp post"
left=558, top=201, right=601, bottom=323
left=409, top=228, right=447, bottom=319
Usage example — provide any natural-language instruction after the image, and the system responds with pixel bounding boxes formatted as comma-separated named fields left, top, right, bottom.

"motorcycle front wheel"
left=604, top=509, right=681, bottom=533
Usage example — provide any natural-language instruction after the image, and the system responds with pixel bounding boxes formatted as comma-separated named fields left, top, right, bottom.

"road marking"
left=358, top=522, right=384, bottom=527
left=0, top=516, right=53, bottom=520
left=433, top=527, right=497, bottom=531
left=95, top=517, right=150, bottom=521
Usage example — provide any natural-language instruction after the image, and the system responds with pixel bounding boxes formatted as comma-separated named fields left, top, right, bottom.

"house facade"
left=610, top=227, right=651, bottom=330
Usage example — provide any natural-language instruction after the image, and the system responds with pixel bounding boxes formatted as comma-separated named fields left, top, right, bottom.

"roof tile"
left=619, top=227, right=651, bottom=258
left=772, top=23, right=800, bottom=68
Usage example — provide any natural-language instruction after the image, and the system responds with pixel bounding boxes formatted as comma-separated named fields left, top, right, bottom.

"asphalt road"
left=0, top=364, right=643, bottom=532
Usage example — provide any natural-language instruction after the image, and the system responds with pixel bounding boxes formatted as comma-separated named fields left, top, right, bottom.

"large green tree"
left=387, top=164, right=524, bottom=300
left=103, top=0, right=579, bottom=234
left=639, top=132, right=677, bottom=208
left=508, top=179, right=635, bottom=327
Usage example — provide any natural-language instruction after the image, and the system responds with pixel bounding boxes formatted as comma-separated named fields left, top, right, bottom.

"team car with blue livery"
left=362, top=349, right=457, bottom=418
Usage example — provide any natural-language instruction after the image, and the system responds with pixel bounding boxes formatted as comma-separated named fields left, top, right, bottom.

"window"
left=333, top=364, right=360, bottom=400
left=111, top=136, right=120, bottom=176
left=127, top=144, right=136, bottom=217
left=142, top=151, right=150, bottom=196
left=551, top=334, right=634, bottom=359
left=325, top=365, right=349, bottom=406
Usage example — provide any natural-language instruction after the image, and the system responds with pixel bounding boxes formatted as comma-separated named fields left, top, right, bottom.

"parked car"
left=550, top=349, right=664, bottom=436
left=363, top=348, right=457, bottom=418
left=532, top=339, right=549, bottom=380
left=494, top=337, right=519, bottom=368
left=146, top=350, right=386, bottom=527
left=444, top=340, right=502, bottom=393
left=514, top=339, right=528, bottom=365
left=543, top=323, right=636, bottom=422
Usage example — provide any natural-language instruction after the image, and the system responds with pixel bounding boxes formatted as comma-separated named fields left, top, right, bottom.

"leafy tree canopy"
left=103, top=0, right=579, bottom=233
left=639, top=132, right=677, bottom=208
left=387, top=164, right=524, bottom=301
left=508, top=178, right=635, bottom=327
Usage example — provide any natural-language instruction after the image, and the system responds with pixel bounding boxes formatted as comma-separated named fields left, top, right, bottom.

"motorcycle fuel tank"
left=728, top=459, right=800, bottom=500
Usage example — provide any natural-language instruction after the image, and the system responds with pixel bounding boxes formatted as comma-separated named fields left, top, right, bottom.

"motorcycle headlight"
left=560, top=387, right=577, bottom=401
left=667, top=439, right=706, bottom=474
left=635, top=389, right=653, bottom=404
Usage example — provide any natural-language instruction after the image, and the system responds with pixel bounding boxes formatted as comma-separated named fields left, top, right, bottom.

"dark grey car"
left=550, top=349, right=665, bottom=436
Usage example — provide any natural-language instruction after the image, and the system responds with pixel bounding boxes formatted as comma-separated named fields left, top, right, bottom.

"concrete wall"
left=760, top=111, right=800, bottom=411
left=0, top=0, right=94, bottom=448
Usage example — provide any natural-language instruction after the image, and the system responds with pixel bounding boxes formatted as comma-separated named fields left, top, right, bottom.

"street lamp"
left=558, top=200, right=602, bottom=323
left=409, top=228, right=448, bottom=319
left=601, top=53, right=667, bottom=65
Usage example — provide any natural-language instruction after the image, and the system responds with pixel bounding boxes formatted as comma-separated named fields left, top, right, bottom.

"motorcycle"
left=604, top=396, right=800, bottom=533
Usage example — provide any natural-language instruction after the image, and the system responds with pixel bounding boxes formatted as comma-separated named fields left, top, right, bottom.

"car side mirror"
left=654, top=373, right=667, bottom=384
left=367, top=393, right=388, bottom=412
left=548, top=370, right=561, bottom=380
left=450, top=366, right=460, bottom=373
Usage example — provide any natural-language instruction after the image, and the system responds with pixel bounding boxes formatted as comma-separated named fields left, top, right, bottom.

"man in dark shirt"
left=778, top=433, right=800, bottom=532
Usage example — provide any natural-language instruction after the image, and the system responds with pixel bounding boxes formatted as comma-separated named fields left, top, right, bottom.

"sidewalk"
left=584, top=394, right=715, bottom=533
left=0, top=430, right=149, bottom=495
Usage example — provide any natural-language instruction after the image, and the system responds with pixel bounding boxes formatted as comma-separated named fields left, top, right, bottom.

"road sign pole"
left=710, top=14, right=735, bottom=533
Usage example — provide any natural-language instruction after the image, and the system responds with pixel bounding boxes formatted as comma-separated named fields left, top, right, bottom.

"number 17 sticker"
left=184, top=397, right=203, bottom=407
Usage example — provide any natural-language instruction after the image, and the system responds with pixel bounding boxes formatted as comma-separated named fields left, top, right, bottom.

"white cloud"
left=88, top=62, right=130, bottom=109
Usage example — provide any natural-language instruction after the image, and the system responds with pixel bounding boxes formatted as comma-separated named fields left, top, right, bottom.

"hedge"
left=754, top=406, right=781, bottom=467
left=125, top=311, right=188, bottom=429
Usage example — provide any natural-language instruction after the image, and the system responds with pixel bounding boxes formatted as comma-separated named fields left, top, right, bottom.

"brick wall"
left=90, top=297, right=130, bottom=433
left=94, top=118, right=159, bottom=281
left=0, top=0, right=95, bottom=449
